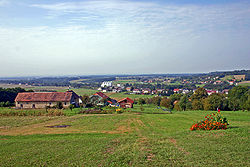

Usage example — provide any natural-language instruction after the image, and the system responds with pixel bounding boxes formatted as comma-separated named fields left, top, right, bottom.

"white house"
left=101, top=81, right=112, bottom=87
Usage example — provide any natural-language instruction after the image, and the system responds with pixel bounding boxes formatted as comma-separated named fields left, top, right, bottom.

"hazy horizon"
left=1, top=0, right=250, bottom=77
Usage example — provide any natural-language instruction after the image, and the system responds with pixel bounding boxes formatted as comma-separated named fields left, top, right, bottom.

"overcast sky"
left=0, top=0, right=250, bottom=77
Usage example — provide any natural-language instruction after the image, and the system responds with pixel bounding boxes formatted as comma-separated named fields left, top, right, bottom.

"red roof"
left=118, top=97, right=134, bottom=104
left=94, top=92, right=109, bottom=99
left=15, top=91, right=77, bottom=102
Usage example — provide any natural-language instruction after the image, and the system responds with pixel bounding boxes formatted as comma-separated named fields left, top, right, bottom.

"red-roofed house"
left=174, top=89, right=181, bottom=93
left=206, top=90, right=217, bottom=95
left=94, top=92, right=109, bottom=99
left=90, top=92, right=117, bottom=106
left=15, top=91, right=80, bottom=109
left=118, top=97, right=134, bottom=108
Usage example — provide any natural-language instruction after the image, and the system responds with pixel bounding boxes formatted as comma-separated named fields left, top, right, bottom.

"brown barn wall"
left=15, top=101, right=70, bottom=109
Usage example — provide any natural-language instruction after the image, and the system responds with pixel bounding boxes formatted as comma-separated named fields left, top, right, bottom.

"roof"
left=94, top=92, right=110, bottom=99
left=15, top=91, right=78, bottom=102
left=118, top=97, right=134, bottom=104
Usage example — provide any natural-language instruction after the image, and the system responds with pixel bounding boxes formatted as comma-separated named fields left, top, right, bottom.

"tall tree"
left=160, top=97, right=172, bottom=109
left=228, top=86, right=249, bottom=111
left=191, top=87, right=208, bottom=101
left=203, top=93, right=223, bottom=111
left=179, top=94, right=191, bottom=111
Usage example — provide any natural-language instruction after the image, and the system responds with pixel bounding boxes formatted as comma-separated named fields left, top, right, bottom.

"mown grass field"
left=0, top=105, right=249, bottom=167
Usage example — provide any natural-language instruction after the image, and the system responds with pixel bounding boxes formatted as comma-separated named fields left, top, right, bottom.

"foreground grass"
left=0, top=109, right=249, bottom=166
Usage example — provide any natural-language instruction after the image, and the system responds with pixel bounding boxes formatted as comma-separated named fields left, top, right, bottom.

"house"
left=15, top=90, right=80, bottom=109
left=173, top=89, right=181, bottom=93
left=89, top=92, right=117, bottom=106
left=222, top=89, right=229, bottom=94
left=228, top=81, right=235, bottom=85
left=118, top=97, right=134, bottom=108
left=206, top=90, right=217, bottom=95
left=142, top=88, right=151, bottom=94
left=133, top=89, right=141, bottom=94
left=126, top=87, right=132, bottom=91
left=182, top=89, right=190, bottom=94
left=101, top=81, right=112, bottom=87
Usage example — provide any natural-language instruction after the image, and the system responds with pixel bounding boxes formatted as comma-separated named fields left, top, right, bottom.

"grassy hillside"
left=0, top=106, right=249, bottom=166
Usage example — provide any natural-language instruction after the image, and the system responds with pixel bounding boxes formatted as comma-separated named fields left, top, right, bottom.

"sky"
left=0, top=0, right=250, bottom=77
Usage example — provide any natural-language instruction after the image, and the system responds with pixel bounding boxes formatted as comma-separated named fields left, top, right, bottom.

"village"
left=0, top=71, right=248, bottom=111
left=5, top=72, right=247, bottom=113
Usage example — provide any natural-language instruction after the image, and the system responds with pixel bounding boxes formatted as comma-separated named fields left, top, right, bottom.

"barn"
left=15, top=90, right=80, bottom=109
left=118, top=97, right=134, bottom=108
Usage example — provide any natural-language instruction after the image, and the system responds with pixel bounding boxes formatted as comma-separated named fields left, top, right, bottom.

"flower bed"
left=190, top=111, right=229, bottom=131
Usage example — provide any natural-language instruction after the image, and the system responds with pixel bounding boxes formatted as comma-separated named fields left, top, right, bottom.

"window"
left=49, top=102, right=52, bottom=105
left=64, top=102, right=67, bottom=105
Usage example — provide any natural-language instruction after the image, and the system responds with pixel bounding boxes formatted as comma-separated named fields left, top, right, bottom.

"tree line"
left=137, top=86, right=249, bottom=111
left=0, top=87, right=33, bottom=107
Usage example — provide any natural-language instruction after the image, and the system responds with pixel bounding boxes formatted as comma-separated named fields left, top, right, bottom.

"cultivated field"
left=0, top=106, right=249, bottom=166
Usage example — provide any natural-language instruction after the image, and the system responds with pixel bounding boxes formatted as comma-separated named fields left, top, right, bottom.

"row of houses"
left=15, top=91, right=134, bottom=109
left=99, top=84, right=230, bottom=96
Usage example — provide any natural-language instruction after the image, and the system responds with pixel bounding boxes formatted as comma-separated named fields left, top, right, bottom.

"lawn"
left=0, top=106, right=249, bottom=166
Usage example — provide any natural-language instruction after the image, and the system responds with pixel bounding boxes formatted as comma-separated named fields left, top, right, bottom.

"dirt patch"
left=0, top=138, right=8, bottom=140
left=136, top=119, right=145, bottom=127
left=105, top=119, right=134, bottom=134
left=212, top=133, right=225, bottom=138
left=0, top=126, right=10, bottom=129
left=169, top=138, right=177, bottom=145
left=45, top=125, right=71, bottom=128
left=0, top=115, right=136, bottom=136
left=0, top=116, right=80, bottom=136
left=169, top=138, right=190, bottom=155
left=147, top=153, right=155, bottom=161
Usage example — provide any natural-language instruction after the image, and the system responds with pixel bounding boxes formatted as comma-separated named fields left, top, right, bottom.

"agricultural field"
left=113, top=79, right=137, bottom=85
left=0, top=84, right=97, bottom=96
left=106, top=92, right=155, bottom=100
left=238, top=81, right=250, bottom=86
left=0, top=105, right=249, bottom=166
left=221, top=75, right=234, bottom=81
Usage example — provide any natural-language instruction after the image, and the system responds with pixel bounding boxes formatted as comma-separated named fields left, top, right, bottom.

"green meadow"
left=0, top=105, right=249, bottom=166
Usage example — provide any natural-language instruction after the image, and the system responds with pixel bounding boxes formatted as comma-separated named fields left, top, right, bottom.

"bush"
left=0, top=109, right=65, bottom=116
left=174, top=102, right=181, bottom=111
left=190, top=111, right=229, bottom=131
left=79, top=108, right=123, bottom=114
left=0, top=101, right=12, bottom=107
left=56, top=102, right=63, bottom=109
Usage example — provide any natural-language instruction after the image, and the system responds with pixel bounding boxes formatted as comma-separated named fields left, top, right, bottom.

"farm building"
left=15, top=91, right=80, bottom=109
left=118, top=97, right=134, bottom=108
left=89, top=92, right=117, bottom=106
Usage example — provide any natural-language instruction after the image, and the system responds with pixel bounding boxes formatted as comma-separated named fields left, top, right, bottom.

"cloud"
left=0, top=0, right=250, bottom=76
left=0, top=0, right=9, bottom=6
left=30, top=0, right=250, bottom=37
